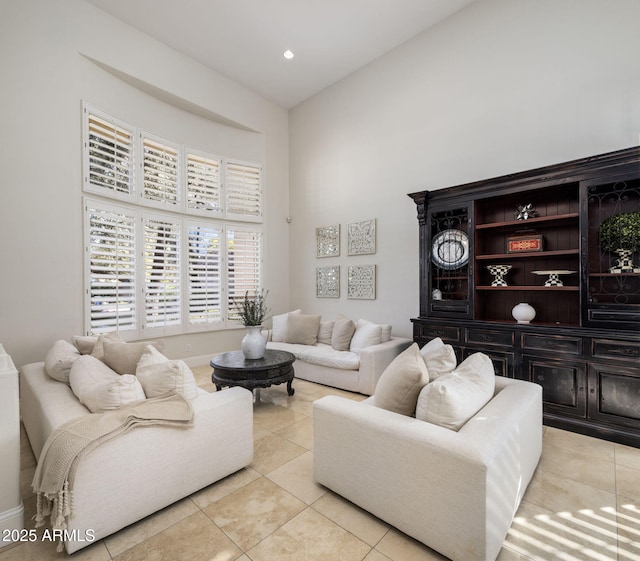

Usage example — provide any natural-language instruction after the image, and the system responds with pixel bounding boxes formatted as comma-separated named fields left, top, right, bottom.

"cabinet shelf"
left=589, top=272, right=640, bottom=277
left=475, top=213, right=579, bottom=230
left=476, top=285, right=579, bottom=291
left=476, top=249, right=579, bottom=260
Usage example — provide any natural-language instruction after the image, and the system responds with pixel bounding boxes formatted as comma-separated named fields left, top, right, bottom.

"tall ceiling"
left=84, top=0, right=476, bottom=108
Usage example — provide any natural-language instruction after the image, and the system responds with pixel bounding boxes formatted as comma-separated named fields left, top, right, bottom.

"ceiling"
left=84, top=0, right=476, bottom=108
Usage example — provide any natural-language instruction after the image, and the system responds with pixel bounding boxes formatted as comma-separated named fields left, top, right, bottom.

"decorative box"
left=507, top=233, right=543, bottom=253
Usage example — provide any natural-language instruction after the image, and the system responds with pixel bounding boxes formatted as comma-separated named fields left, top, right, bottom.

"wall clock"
left=431, top=229, right=469, bottom=270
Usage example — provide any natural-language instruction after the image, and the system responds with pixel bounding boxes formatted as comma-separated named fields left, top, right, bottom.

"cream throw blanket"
left=32, top=392, right=194, bottom=550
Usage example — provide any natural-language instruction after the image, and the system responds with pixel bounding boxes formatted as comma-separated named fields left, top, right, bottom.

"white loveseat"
left=20, top=339, right=253, bottom=554
left=264, top=311, right=412, bottom=395
left=313, top=374, right=542, bottom=561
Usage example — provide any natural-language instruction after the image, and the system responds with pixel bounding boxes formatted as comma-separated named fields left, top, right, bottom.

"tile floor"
left=3, top=365, right=639, bottom=561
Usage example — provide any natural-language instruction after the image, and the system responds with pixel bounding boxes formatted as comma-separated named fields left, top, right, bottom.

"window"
left=187, top=223, right=223, bottom=328
left=85, top=201, right=137, bottom=334
left=84, top=111, right=134, bottom=199
left=143, top=214, right=182, bottom=336
left=186, top=150, right=223, bottom=216
left=142, top=135, right=180, bottom=207
left=82, top=103, right=264, bottom=337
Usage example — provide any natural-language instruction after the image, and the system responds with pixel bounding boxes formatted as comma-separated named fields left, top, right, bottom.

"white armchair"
left=313, top=376, right=542, bottom=561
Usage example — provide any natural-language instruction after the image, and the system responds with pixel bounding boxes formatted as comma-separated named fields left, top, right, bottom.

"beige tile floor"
left=3, top=365, right=639, bottom=561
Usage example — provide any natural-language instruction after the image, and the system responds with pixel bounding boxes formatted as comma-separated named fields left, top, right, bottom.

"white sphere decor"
left=512, top=302, right=536, bottom=324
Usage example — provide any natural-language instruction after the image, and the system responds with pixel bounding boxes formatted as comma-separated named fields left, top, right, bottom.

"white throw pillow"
left=420, top=338, right=457, bottom=381
left=318, top=320, right=335, bottom=345
left=90, top=331, right=124, bottom=361
left=331, top=315, right=356, bottom=351
left=44, top=340, right=81, bottom=384
left=69, top=355, right=146, bottom=413
left=136, top=345, right=199, bottom=400
left=416, top=352, right=496, bottom=431
left=284, top=313, right=321, bottom=345
left=350, top=319, right=383, bottom=353
left=71, top=335, right=99, bottom=355
left=103, top=340, right=163, bottom=375
left=374, top=343, right=429, bottom=416
left=380, top=324, right=392, bottom=343
left=272, top=309, right=302, bottom=342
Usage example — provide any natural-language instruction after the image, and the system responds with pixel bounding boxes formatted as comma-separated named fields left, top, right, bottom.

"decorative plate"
left=431, top=229, right=469, bottom=270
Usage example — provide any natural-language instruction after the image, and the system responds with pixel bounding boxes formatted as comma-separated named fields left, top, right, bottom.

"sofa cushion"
left=374, top=343, right=429, bottom=416
left=272, top=309, right=301, bottom=342
left=285, top=313, right=321, bottom=345
left=415, top=352, right=495, bottom=431
left=420, top=337, right=457, bottom=381
left=136, top=345, right=199, bottom=399
left=318, top=321, right=335, bottom=345
left=103, top=340, right=156, bottom=375
left=90, top=331, right=124, bottom=361
left=71, top=335, right=99, bottom=355
left=331, top=315, right=356, bottom=351
left=267, top=342, right=360, bottom=370
left=69, top=355, right=146, bottom=413
left=350, top=319, right=383, bottom=353
left=44, top=340, right=81, bottom=384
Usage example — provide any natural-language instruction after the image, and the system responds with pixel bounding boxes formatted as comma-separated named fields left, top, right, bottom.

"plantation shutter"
left=143, top=214, right=182, bottom=335
left=187, top=223, right=223, bottom=328
left=225, top=160, right=262, bottom=222
left=186, top=151, right=223, bottom=216
left=227, top=228, right=262, bottom=322
left=85, top=200, right=137, bottom=334
left=142, top=135, right=179, bottom=207
left=84, top=107, right=134, bottom=198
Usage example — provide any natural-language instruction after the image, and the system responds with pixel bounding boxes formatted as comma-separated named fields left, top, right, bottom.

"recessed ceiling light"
left=283, top=49, right=295, bottom=60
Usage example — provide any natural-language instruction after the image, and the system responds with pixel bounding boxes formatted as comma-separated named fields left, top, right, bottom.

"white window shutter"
left=84, top=106, right=134, bottom=199
left=142, top=135, right=180, bottom=207
left=227, top=228, right=262, bottom=322
left=186, top=150, right=223, bottom=216
left=143, top=214, right=182, bottom=336
left=225, top=160, right=263, bottom=222
left=187, top=223, right=223, bottom=329
left=85, top=200, right=137, bottom=335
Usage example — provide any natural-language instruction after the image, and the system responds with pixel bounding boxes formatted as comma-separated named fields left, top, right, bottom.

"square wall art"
left=348, top=265, right=376, bottom=299
left=348, top=219, right=376, bottom=255
left=316, top=225, right=340, bottom=257
left=316, top=266, right=340, bottom=298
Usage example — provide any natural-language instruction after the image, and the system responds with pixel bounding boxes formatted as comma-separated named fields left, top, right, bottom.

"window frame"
left=82, top=102, right=264, bottom=337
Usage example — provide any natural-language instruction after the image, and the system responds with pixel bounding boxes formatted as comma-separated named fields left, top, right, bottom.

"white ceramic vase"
left=241, top=325, right=266, bottom=359
left=512, top=302, right=536, bottom=324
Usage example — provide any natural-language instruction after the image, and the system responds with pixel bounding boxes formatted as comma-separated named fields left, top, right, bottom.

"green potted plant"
left=599, top=211, right=640, bottom=272
left=233, top=290, right=270, bottom=359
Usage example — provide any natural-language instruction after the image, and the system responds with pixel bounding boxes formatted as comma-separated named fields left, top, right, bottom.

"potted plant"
left=599, top=211, right=640, bottom=272
left=233, top=290, right=270, bottom=359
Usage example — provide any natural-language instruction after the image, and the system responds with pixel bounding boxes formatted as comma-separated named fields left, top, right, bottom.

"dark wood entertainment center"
left=409, top=146, right=640, bottom=447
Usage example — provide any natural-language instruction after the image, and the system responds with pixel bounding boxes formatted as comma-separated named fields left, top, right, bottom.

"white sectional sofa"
left=20, top=338, right=253, bottom=554
left=263, top=311, right=412, bottom=395
left=313, top=350, right=543, bottom=561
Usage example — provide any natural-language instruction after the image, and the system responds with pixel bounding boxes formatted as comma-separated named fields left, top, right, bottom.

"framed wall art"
left=347, top=265, right=376, bottom=299
left=316, top=266, right=340, bottom=298
left=347, top=219, right=376, bottom=255
left=316, top=225, right=340, bottom=257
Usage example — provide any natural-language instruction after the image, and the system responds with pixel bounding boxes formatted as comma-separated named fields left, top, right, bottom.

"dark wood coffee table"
left=210, top=349, right=295, bottom=400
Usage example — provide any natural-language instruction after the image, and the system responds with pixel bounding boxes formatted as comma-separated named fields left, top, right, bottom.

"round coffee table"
left=210, top=349, right=295, bottom=401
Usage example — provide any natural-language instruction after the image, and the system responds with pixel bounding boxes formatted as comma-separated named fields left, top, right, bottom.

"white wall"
left=289, top=0, right=640, bottom=338
left=0, top=0, right=290, bottom=367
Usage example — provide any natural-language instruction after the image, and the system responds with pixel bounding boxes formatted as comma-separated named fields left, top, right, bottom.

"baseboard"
left=0, top=503, right=24, bottom=542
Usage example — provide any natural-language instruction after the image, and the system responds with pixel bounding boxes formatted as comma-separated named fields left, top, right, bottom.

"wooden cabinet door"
left=522, top=355, right=587, bottom=419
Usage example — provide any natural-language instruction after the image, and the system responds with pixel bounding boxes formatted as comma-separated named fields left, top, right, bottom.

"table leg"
left=287, top=379, right=295, bottom=396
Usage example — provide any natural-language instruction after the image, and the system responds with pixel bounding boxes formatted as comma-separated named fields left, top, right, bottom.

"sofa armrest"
left=313, top=377, right=542, bottom=561
left=357, top=337, right=412, bottom=394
